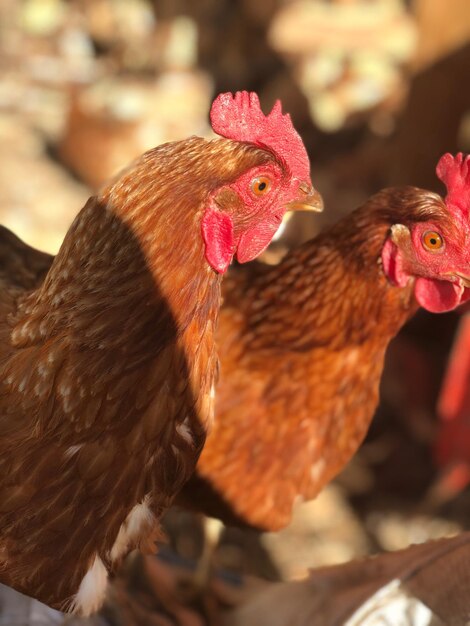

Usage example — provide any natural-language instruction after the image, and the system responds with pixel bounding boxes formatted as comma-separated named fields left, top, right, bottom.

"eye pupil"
left=258, top=182, right=266, bottom=191
left=430, top=238, right=437, bottom=245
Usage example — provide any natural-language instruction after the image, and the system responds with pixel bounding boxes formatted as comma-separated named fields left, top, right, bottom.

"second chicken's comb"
left=210, top=91, right=310, bottom=182
left=436, top=152, right=470, bottom=220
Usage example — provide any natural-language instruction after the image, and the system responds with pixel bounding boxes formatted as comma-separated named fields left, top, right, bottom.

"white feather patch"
left=70, top=555, right=108, bottom=616
left=109, top=495, right=155, bottom=563
left=176, top=419, right=194, bottom=445
left=64, top=445, right=83, bottom=459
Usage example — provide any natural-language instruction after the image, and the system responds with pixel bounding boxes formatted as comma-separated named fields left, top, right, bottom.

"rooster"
left=179, top=153, right=470, bottom=532
left=0, top=91, right=321, bottom=614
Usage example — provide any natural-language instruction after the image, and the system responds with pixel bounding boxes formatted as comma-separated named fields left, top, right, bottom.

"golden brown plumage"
left=180, top=182, right=470, bottom=531
left=0, top=93, right=317, bottom=614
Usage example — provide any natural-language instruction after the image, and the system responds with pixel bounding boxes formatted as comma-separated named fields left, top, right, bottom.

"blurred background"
left=0, top=0, right=470, bottom=623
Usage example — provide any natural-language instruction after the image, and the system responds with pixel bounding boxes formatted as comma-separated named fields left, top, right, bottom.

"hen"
left=0, top=91, right=321, bottom=613
left=179, top=153, right=470, bottom=531
left=433, top=302, right=470, bottom=498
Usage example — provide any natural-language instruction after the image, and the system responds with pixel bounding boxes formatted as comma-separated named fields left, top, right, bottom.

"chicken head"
left=382, top=153, right=470, bottom=313
left=202, top=92, right=323, bottom=273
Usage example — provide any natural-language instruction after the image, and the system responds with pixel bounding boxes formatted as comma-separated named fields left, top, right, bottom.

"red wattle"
left=381, top=239, right=410, bottom=287
left=414, top=277, right=464, bottom=313
left=236, top=217, right=282, bottom=263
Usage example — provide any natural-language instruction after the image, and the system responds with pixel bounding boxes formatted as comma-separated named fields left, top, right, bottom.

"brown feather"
left=0, top=137, right=275, bottom=611
left=180, top=187, right=449, bottom=531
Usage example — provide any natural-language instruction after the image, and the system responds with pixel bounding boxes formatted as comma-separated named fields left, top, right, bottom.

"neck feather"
left=240, top=208, right=418, bottom=353
left=14, top=162, right=220, bottom=362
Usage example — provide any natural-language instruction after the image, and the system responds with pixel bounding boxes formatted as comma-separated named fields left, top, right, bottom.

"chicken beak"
left=285, top=183, right=324, bottom=213
left=453, top=273, right=470, bottom=288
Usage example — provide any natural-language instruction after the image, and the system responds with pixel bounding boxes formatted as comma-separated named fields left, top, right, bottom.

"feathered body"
left=0, top=93, right=319, bottom=612
left=181, top=165, right=470, bottom=531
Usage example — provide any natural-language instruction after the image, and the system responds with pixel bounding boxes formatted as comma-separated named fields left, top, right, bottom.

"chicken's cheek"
left=414, top=277, right=464, bottom=313
left=236, top=218, right=281, bottom=264
left=201, top=207, right=235, bottom=273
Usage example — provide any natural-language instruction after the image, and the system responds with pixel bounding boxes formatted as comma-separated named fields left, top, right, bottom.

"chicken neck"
left=240, top=209, right=418, bottom=358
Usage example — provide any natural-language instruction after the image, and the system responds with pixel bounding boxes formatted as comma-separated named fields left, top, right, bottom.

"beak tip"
left=303, top=183, right=323, bottom=212
left=285, top=182, right=324, bottom=213
left=289, top=193, right=324, bottom=213
left=313, top=193, right=324, bottom=213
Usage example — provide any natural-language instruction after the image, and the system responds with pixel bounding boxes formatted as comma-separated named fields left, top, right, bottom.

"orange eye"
left=251, top=176, right=271, bottom=196
left=422, top=231, right=444, bottom=251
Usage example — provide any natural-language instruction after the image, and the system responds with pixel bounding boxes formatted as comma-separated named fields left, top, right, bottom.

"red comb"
left=436, top=152, right=470, bottom=220
left=210, top=91, right=310, bottom=182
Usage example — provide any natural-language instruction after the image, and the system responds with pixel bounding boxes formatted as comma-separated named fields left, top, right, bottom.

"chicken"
left=433, top=304, right=470, bottom=499
left=179, top=152, right=470, bottom=531
left=0, top=91, right=321, bottom=614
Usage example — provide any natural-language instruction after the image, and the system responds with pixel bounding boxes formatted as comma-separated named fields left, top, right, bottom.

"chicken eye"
left=422, top=231, right=444, bottom=251
left=251, top=176, right=271, bottom=196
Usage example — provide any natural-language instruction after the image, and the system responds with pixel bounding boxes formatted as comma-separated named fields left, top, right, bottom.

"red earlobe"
left=381, top=239, right=409, bottom=287
left=201, top=206, right=235, bottom=273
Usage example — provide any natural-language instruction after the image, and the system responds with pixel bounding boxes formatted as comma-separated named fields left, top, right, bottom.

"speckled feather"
left=0, top=137, right=277, bottom=611
left=180, top=187, right=451, bottom=531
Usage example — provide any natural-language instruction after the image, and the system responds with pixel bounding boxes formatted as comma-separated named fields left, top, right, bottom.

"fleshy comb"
left=436, top=152, right=470, bottom=221
left=210, top=91, right=310, bottom=183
